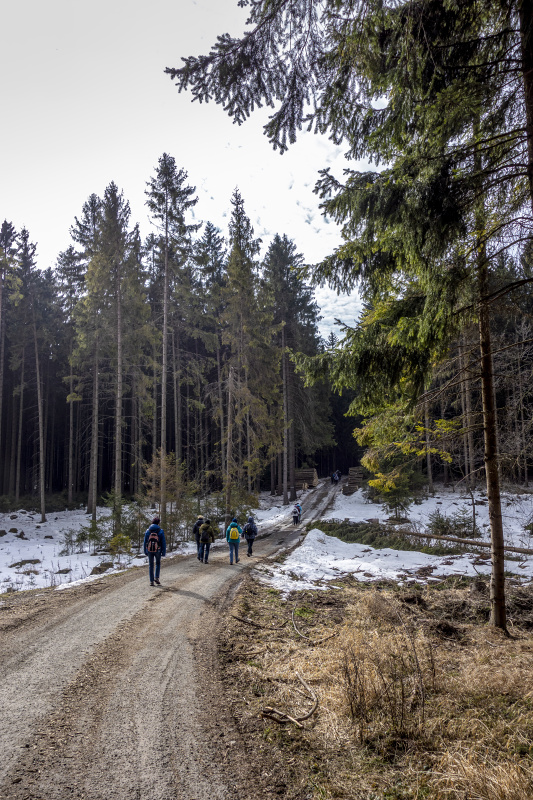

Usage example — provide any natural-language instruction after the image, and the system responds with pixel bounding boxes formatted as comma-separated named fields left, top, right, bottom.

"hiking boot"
left=236, top=558, right=240, bottom=563
left=150, top=582, right=155, bottom=586
left=204, top=560, right=208, bottom=564
left=155, top=579, right=160, bottom=585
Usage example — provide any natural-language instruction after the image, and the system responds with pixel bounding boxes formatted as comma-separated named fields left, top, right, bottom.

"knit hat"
left=152, top=516, right=160, bottom=525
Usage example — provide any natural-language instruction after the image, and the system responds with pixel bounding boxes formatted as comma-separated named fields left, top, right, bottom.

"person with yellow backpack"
left=225, top=517, right=242, bottom=565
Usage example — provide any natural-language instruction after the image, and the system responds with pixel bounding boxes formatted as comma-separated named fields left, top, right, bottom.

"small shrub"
left=108, top=532, right=132, bottom=560
left=427, top=508, right=479, bottom=539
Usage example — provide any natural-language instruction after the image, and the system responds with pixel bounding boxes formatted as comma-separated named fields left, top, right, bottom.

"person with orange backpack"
left=143, top=516, right=167, bottom=586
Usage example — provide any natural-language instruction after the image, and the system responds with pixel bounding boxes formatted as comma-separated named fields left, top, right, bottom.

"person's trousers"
left=228, top=540, right=239, bottom=564
left=148, top=552, right=161, bottom=582
left=246, top=539, right=254, bottom=555
left=199, top=542, right=211, bottom=562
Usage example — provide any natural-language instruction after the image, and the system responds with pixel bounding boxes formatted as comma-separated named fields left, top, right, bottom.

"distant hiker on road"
left=144, top=516, right=166, bottom=586
left=199, top=518, right=217, bottom=564
left=243, top=516, right=258, bottom=557
left=226, top=518, right=242, bottom=564
left=295, top=502, right=302, bottom=522
left=193, top=515, right=204, bottom=560
left=292, top=505, right=300, bottom=525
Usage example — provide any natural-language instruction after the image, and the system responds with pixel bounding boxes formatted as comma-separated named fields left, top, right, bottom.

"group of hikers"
left=192, top=514, right=258, bottom=565
left=291, top=502, right=302, bottom=525
left=143, top=499, right=303, bottom=584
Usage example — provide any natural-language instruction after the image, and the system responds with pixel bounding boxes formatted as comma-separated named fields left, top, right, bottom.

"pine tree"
left=145, top=154, right=199, bottom=529
left=0, top=221, right=20, bottom=491
left=171, top=0, right=533, bottom=630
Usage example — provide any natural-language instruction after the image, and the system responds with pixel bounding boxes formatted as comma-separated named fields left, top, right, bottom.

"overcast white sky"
left=1, top=0, right=365, bottom=338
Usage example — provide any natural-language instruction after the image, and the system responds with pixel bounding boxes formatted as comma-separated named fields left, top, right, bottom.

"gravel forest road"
left=0, top=481, right=338, bottom=800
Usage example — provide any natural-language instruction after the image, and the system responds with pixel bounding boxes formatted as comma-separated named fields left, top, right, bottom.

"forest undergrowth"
left=219, top=572, right=533, bottom=800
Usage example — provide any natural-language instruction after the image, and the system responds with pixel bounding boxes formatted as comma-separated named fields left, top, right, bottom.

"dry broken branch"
left=291, top=610, right=339, bottom=645
left=232, top=614, right=288, bottom=630
left=261, top=672, right=319, bottom=727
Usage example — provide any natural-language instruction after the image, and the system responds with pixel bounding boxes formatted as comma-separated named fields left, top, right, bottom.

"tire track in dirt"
left=0, top=480, right=337, bottom=799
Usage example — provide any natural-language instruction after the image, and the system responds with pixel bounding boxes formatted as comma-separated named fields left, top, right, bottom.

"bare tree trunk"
left=479, top=297, right=506, bottom=629
left=217, top=345, right=225, bottom=479
left=114, top=272, right=123, bottom=523
left=459, top=341, right=470, bottom=485
left=424, top=399, right=433, bottom=492
left=32, top=311, right=46, bottom=522
left=520, top=0, right=533, bottom=212
left=440, top=395, right=449, bottom=487
left=465, top=360, right=476, bottom=487
left=282, top=328, right=289, bottom=506
left=152, top=345, right=158, bottom=462
left=173, top=329, right=183, bottom=466
left=474, top=114, right=506, bottom=630
left=245, top=373, right=252, bottom=493
left=160, top=242, right=169, bottom=532
left=287, top=357, right=296, bottom=502
left=517, top=358, right=528, bottom=486
left=67, top=356, right=74, bottom=504
left=15, top=352, right=25, bottom=501
left=0, top=266, right=5, bottom=490
left=172, top=328, right=180, bottom=487
left=225, top=366, right=234, bottom=528
left=87, top=339, right=99, bottom=524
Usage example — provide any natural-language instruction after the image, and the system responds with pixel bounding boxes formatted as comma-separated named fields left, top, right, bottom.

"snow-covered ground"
left=0, top=508, right=202, bottom=595
left=3, top=484, right=533, bottom=595
left=0, top=496, right=296, bottom=595
left=254, top=485, right=533, bottom=593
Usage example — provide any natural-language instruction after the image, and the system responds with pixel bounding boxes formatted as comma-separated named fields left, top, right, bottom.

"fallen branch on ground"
left=291, top=610, right=339, bottom=645
left=232, top=614, right=288, bottom=630
left=261, top=672, right=319, bottom=728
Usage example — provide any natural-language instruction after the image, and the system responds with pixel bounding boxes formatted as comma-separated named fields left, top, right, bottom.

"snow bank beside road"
left=255, top=485, right=533, bottom=592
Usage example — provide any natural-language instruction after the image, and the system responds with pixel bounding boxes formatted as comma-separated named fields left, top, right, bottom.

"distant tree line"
left=0, top=157, right=354, bottom=527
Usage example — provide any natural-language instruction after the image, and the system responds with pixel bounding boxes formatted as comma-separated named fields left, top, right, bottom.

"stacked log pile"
left=276, top=468, right=319, bottom=494
left=342, top=467, right=364, bottom=495
left=294, top=469, right=319, bottom=490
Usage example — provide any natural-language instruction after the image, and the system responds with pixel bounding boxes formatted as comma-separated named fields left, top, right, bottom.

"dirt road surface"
left=0, top=481, right=338, bottom=800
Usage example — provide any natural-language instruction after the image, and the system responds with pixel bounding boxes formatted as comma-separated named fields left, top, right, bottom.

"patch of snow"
left=256, top=485, right=533, bottom=593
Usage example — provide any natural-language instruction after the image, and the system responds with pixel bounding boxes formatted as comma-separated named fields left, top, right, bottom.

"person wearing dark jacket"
left=198, top=519, right=217, bottom=563
left=193, top=515, right=204, bottom=560
left=243, top=516, right=258, bottom=557
left=143, top=517, right=167, bottom=586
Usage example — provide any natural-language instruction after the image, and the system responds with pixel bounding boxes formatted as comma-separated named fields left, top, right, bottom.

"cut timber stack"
left=294, top=468, right=319, bottom=490
left=342, top=467, right=363, bottom=495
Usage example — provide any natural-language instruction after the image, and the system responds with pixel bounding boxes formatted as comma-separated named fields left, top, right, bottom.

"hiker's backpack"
left=200, top=525, right=210, bottom=544
left=229, top=524, right=239, bottom=540
left=147, top=527, right=160, bottom=554
left=244, top=522, right=256, bottom=538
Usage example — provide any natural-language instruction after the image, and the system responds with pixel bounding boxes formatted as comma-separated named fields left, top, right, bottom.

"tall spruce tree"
left=0, top=221, right=20, bottom=491
left=171, top=0, right=533, bottom=630
left=145, top=154, right=199, bottom=529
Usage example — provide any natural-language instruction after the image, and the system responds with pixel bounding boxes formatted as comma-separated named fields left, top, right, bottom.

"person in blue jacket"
left=143, top=516, right=167, bottom=586
left=225, top=517, right=242, bottom=564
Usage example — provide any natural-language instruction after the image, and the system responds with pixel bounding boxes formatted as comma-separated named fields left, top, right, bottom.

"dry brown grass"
left=219, top=577, right=533, bottom=799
